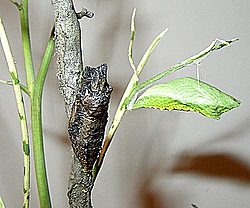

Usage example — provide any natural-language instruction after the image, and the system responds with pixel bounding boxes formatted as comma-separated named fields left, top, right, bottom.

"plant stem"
left=0, top=80, right=30, bottom=95
left=19, top=0, right=54, bottom=206
left=93, top=37, right=238, bottom=181
left=30, top=29, right=55, bottom=208
left=136, top=28, right=168, bottom=75
left=0, top=18, right=30, bottom=208
left=4, top=1, right=55, bottom=207
left=20, top=0, right=34, bottom=91
left=128, top=8, right=137, bottom=73
left=92, top=72, right=138, bottom=182
left=126, top=38, right=239, bottom=107
left=0, top=195, right=6, bottom=208
left=93, top=10, right=168, bottom=181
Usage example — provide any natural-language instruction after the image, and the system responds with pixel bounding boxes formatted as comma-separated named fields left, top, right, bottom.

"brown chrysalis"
left=68, top=64, right=113, bottom=172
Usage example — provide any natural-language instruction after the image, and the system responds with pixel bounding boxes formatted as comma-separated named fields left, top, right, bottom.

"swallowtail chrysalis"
left=68, top=64, right=112, bottom=172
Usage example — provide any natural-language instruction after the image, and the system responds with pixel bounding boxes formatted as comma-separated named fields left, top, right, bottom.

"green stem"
left=20, top=0, right=34, bottom=91
left=92, top=72, right=138, bottom=182
left=126, top=38, right=239, bottom=107
left=92, top=10, right=168, bottom=181
left=0, top=80, right=30, bottom=95
left=128, top=8, right=137, bottom=73
left=19, top=0, right=53, bottom=206
left=0, top=195, right=6, bottom=208
left=136, top=28, right=168, bottom=75
left=0, top=18, right=30, bottom=208
left=93, top=38, right=238, bottom=182
left=31, top=29, right=55, bottom=208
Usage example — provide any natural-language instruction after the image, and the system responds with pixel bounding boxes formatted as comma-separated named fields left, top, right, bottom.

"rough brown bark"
left=51, top=0, right=112, bottom=207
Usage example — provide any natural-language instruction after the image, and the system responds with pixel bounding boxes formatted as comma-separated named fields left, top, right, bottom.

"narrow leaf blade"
left=132, top=77, right=241, bottom=119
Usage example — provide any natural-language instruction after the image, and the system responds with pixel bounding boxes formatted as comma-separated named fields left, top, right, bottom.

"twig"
left=19, top=0, right=35, bottom=91
left=0, top=196, right=6, bottom=208
left=92, top=9, right=238, bottom=182
left=128, top=8, right=137, bottom=73
left=93, top=9, right=168, bottom=181
left=30, top=28, right=55, bottom=208
left=0, top=79, right=30, bottom=95
left=51, top=0, right=95, bottom=206
left=0, top=18, right=30, bottom=208
left=126, top=38, right=239, bottom=108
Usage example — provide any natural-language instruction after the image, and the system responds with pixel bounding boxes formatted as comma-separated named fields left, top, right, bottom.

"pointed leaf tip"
left=132, top=77, right=240, bottom=119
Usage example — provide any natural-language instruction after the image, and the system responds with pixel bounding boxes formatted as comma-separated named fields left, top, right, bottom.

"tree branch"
left=51, top=1, right=113, bottom=207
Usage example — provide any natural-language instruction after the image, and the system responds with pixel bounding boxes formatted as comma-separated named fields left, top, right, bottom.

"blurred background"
left=0, top=1, right=249, bottom=207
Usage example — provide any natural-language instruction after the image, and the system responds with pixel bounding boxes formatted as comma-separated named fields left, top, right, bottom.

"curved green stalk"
left=4, top=1, right=55, bottom=206
left=93, top=9, right=238, bottom=182
left=0, top=195, right=6, bottom=208
left=92, top=72, right=138, bottom=181
left=31, top=29, right=55, bottom=208
left=0, top=80, right=30, bottom=95
left=125, top=38, right=239, bottom=108
left=128, top=8, right=137, bottom=73
left=92, top=10, right=140, bottom=181
left=20, top=0, right=35, bottom=91
left=92, top=9, right=168, bottom=181
left=18, top=0, right=54, bottom=206
left=0, top=18, right=30, bottom=208
left=136, top=28, right=168, bottom=75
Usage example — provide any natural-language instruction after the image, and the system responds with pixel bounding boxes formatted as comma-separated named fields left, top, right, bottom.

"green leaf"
left=132, top=77, right=241, bottom=119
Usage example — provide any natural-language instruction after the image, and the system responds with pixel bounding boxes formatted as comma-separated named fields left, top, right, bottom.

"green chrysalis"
left=132, top=77, right=241, bottom=119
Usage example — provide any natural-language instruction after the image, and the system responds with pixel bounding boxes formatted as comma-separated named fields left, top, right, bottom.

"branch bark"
left=51, top=0, right=84, bottom=115
left=51, top=0, right=112, bottom=207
